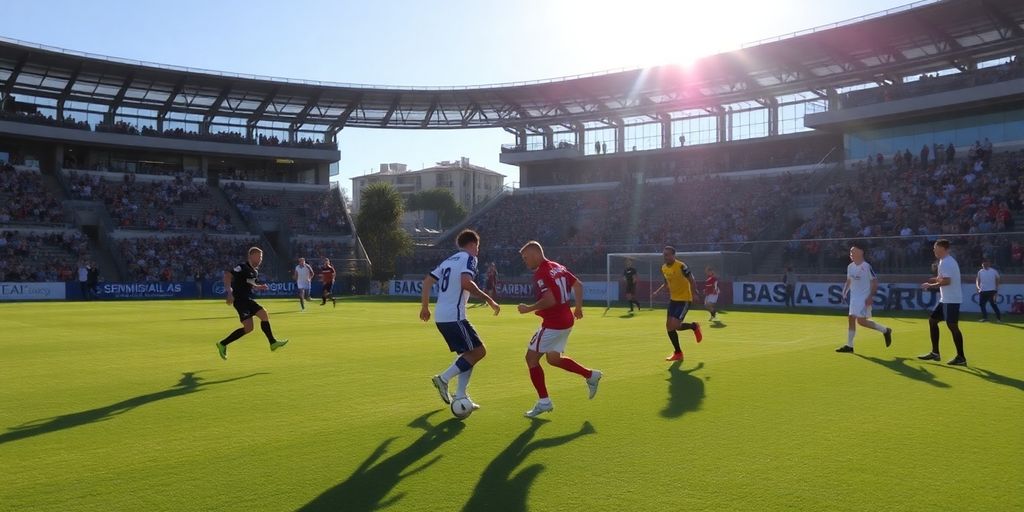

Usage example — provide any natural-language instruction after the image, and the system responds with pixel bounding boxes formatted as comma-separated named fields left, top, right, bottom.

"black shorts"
left=233, top=298, right=264, bottom=322
left=667, top=300, right=691, bottom=321
left=929, top=303, right=960, bottom=323
left=323, top=281, right=334, bottom=291
left=625, top=282, right=636, bottom=294
left=436, top=320, right=483, bottom=353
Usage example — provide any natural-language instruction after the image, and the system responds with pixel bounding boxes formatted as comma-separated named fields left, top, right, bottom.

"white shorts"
left=705, top=294, right=719, bottom=305
left=297, top=283, right=311, bottom=291
left=849, top=295, right=872, bottom=318
left=527, top=327, right=571, bottom=353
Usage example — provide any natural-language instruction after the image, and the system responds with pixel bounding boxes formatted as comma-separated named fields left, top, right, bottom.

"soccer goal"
left=604, top=251, right=752, bottom=311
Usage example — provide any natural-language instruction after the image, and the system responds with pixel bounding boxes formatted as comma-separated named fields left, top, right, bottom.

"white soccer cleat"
left=586, top=370, right=603, bottom=400
left=524, top=400, right=554, bottom=418
left=431, top=375, right=452, bottom=405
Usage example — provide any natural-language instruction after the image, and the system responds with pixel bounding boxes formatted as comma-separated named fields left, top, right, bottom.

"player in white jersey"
left=419, top=229, right=499, bottom=409
left=975, top=259, right=1002, bottom=322
left=836, top=243, right=893, bottom=353
left=919, top=239, right=967, bottom=365
left=293, top=257, right=314, bottom=311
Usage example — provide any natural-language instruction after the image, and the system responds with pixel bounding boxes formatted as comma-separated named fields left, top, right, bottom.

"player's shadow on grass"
left=461, top=419, right=596, bottom=512
left=709, top=321, right=727, bottom=328
left=854, top=355, right=950, bottom=388
left=936, top=365, right=1024, bottom=392
left=662, top=361, right=705, bottom=418
left=298, top=410, right=465, bottom=512
left=0, top=371, right=267, bottom=445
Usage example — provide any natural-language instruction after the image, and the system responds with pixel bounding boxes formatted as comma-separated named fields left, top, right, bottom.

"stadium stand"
left=0, top=228, right=90, bottom=282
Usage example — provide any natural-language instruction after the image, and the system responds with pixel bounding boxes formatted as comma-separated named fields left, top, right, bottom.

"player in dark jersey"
left=320, top=257, right=337, bottom=307
left=623, top=259, right=641, bottom=312
left=214, top=246, right=289, bottom=360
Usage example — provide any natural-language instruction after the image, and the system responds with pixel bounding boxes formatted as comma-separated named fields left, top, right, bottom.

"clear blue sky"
left=6, top=0, right=913, bottom=190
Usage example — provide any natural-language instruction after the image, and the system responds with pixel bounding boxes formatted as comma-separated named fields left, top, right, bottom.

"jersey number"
left=440, top=268, right=452, bottom=292
left=554, top=276, right=570, bottom=303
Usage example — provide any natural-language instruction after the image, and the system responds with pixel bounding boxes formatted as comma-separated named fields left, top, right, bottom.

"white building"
left=350, top=157, right=505, bottom=217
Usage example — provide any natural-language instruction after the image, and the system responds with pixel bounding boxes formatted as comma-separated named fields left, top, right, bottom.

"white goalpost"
left=604, top=251, right=753, bottom=311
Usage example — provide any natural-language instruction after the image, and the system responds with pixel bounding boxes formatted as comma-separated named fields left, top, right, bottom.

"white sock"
left=538, top=397, right=552, bottom=404
left=868, top=321, right=888, bottom=333
left=847, top=330, right=855, bottom=347
left=455, top=367, right=473, bottom=399
left=441, top=358, right=462, bottom=382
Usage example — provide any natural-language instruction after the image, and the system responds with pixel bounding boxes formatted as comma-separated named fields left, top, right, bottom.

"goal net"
left=604, top=251, right=752, bottom=310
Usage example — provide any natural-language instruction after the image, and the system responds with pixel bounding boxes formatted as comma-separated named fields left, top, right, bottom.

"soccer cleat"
left=835, top=345, right=854, bottom=353
left=215, top=342, right=227, bottom=360
left=947, top=356, right=968, bottom=366
left=270, top=339, right=289, bottom=352
left=883, top=328, right=893, bottom=348
left=431, top=375, right=452, bottom=405
left=586, top=370, right=603, bottom=399
left=917, top=352, right=941, bottom=361
left=665, top=352, right=684, bottom=361
left=977, top=318, right=986, bottom=322
left=693, top=323, right=703, bottom=343
left=524, top=400, right=554, bottom=418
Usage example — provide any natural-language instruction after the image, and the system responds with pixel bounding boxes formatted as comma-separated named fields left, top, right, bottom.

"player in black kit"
left=214, top=246, right=289, bottom=359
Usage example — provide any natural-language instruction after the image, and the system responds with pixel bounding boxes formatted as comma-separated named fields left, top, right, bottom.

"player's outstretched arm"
left=419, top=275, right=436, bottom=321
left=461, top=274, right=499, bottom=315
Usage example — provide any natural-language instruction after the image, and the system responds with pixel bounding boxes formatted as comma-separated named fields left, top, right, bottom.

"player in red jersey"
left=703, top=266, right=720, bottom=322
left=319, top=258, right=337, bottom=307
left=516, top=241, right=602, bottom=418
left=484, top=262, right=498, bottom=300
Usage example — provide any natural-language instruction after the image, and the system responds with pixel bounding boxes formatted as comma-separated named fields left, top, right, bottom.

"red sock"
left=554, top=357, right=592, bottom=379
left=529, top=365, right=548, bottom=398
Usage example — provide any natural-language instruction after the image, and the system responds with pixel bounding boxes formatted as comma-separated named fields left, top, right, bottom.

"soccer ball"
left=450, top=397, right=475, bottom=419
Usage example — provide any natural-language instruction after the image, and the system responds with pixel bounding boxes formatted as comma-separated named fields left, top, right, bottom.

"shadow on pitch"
left=709, top=321, right=727, bottom=328
left=0, top=371, right=267, bottom=445
left=935, top=365, right=1024, bottom=392
left=461, top=419, right=595, bottom=512
left=298, top=411, right=465, bottom=512
left=662, top=361, right=706, bottom=419
left=854, top=355, right=950, bottom=388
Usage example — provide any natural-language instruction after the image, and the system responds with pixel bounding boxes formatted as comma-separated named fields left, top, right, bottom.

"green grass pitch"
left=1, top=298, right=1021, bottom=512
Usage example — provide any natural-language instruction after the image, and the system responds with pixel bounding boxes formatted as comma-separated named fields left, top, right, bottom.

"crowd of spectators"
left=0, top=110, right=91, bottom=130
left=117, top=235, right=263, bottom=282
left=292, top=239, right=352, bottom=263
left=0, top=230, right=90, bottom=282
left=67, top=171, right=234, bottom=232
left=790, top=149, right=1024, bottom=272
left=224, top=182, right=350, bottom=234
left=0, top=165, right=65, bottom=224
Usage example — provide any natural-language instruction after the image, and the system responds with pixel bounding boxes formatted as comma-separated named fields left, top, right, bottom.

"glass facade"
left=846, top=109, right=1024, bottom=159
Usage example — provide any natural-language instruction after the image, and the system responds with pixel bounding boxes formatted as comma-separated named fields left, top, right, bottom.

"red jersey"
left=320, top=265, right=336, bottom=283
left=704, top=276, right=719, bottom=296
left=531, top=259, right=578, bottom=329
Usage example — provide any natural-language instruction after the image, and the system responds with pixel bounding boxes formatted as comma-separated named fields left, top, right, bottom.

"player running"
left=518, top=241, right=602, bottom=418
left=653, top=246, right=702, bottom=361
left=835, top=243, right=893, bottom=353
left=214, top=246, right=288, bottom=360
left=320, top=258, right=337, bottom=307
left=624, top=259, right=641, bottom=312
left=293, top=257, right=314, bottom=311
left=703, top=266, right=721, bottom=322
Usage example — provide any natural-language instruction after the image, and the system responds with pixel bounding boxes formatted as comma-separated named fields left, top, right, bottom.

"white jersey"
left=846, top=261, right=876, bottom=299
left=294, top=264, right=313, bottom=286
left=937, top=255, right=962, bottom=303
left=977, top=268, right=999, bottom=292
left=429, top=250, right=478, bottom=323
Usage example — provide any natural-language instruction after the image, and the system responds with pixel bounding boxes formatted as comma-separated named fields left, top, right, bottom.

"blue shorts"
left=667, top=300, right=691, bottom=321
left=435, top=320, right=483, bottom=353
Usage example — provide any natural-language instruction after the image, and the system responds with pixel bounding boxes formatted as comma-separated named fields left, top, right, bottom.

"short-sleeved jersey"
left=846, top=261, right=876, bottom=298
left=532, top=259, right=578, bottom=329
left=977, top=268, right=999, bottom=292
left=429, top=250, right=478, bottom=323
left=623, top=267, right=637, bottom=285
left=295, top=263, right=314, bottom=284
left=230, top=261, right=260, bottom=301
left=937, top=255, right=962, bottom=304
left=486, top=268, right=497, bottom=287
left=704, top=275, right=719, bottom=296
left=320, top=264, right=336, bottom=283
left=661, top=259, right=693, bottom=301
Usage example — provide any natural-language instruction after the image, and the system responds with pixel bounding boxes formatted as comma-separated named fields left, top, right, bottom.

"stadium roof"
left=1, top=0, right=1022, bottom=134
